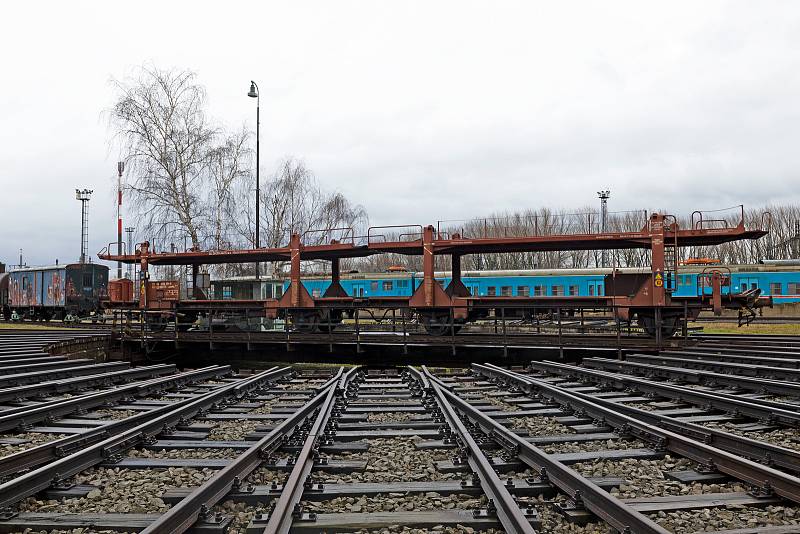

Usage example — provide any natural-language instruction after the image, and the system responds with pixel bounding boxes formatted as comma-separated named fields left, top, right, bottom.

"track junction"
left=0, top=329, right=797, bottom=532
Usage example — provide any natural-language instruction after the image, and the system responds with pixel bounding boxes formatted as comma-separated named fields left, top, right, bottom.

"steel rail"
left=475, top=363, right=800, bottom=505
left=0, top=356, right=66, bottom=367
left=0, top=366, right=293, bottom=506
left=528, top=360, right=800, bottom=427
left=519, top=361, right=800, bottom=474
left=583, top=358, right=800, bottom=397
left=0, top=365, right=226, bottom=432
left=666, top=347, right=800, bottom=361
left=624, top=354, right=800, bottom=380
left=0, top=358, right=96, bottom=376
left=0, top=365, right=233, bottom=479
left=0, top=364, right=175, bottom=404
left=259, top=367, right=356, bottom=533
left=413, top=366, right=537, bottom=534
left=421, top=367, right=670, bottom=534
left=0, top=362, right=131, bottom=387
left=140, top=367, right=348, bottom=534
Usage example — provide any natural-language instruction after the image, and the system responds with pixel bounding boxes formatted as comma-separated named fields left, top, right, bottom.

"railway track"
left=0, top=330, right=800, bottom=532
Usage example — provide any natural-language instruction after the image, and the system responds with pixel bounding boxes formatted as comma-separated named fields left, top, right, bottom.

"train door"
left=352, top=282, right=366, bottom=298
left=586, top=278, right=604, bottom=297
left=739, top=276, right=759, bottom=293
left=468, top=283, right=480, bottom=296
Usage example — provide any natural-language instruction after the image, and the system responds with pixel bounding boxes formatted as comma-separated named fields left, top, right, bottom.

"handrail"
left=691, top=205, right=744, bottom=230
left=760, top=211, right=774, bottom=232
left=367, top=224, right=424, bottom=243
left=302, top=227, right=355, bottom=245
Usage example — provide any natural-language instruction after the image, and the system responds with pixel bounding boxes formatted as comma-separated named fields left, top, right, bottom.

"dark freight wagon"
left=7, top=263, right=108, bottom=320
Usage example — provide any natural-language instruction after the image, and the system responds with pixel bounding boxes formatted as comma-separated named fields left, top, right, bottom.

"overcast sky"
left=1, top=1, right=799, bottom=267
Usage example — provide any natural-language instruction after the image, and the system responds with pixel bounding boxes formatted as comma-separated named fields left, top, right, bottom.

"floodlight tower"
left=598, top=190, right=610, bottom=267
left=76, top=189, right=93, bottom=264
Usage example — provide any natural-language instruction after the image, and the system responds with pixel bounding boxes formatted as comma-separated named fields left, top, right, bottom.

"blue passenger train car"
left=289, top=264, right=800, bottom=304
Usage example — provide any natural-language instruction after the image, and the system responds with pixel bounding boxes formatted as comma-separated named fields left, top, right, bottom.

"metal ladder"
left=663, top=216, right=679, bottom=294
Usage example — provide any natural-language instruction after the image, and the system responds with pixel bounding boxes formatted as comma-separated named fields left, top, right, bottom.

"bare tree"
left=108, top=66, right=218, bottom=250
left=207, top=126, right=252, bottom=251
left=233, top=157, right=368, bottom=274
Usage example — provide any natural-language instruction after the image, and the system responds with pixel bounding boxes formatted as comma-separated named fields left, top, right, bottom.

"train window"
left=397, top=280, right=409, bottom=288
left=382, top=281, right=393, bottom=291
left=533, top=285, right=544, bottom=296
left=517, top=286, right=529, bottom=296
left=789, top=283, right=800, bottom=295
left=770, top=283, right=782, bottom=295
left=569, top=285, right=578, bottom=296
left=312, top=288, right=321, bottom=297
left=222, top=286, right=232, bottom=299
left=487, top=286, right=496, bottom=296
left=552, top=285, right=564, bottom=296
left=275, top=286, right=283, bottom=298
left=83, top=274, right=92, bottom=288
left=597, top=284, right=604, bottom=296
left=371, top=281, right=379, bottom=291
left=501, top=286, right=512, bottom=296
left=22, top=278, right=27, bottom=290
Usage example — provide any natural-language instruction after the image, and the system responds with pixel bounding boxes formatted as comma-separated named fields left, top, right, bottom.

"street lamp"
left=248, top=80, right=260, bottom=279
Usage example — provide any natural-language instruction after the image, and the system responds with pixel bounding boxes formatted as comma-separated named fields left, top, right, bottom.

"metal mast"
left=598, top=190, right=610, bottom=267
left=125, top=226, right=135, bottom=279
left=117, top=162, right=124, bottom=279
left=76, top=189, right=93, bottom=264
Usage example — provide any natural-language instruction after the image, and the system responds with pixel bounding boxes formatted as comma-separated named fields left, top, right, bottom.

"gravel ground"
left=248, top=398, right=280, bottom=415
left=94, top=408, right=139, bottom=420
left=318, top=438, right=456, bottom=483
left=345, top=529, right=504, bottom=534
left=507, top=416, right=575, bottom=436
left=18, top=466, right=214, bottom=514
left=345, top=530, right=504, bottom=534
left=621, top=402, right=658, bottom=411
left=215, top=500, right=260, bottom=534
left=481, top=396, right=519, bottom=412
left=246, top=467, right=287, bottom=485
left=569, top=456, right=747, bottom=499
left=277, top=380, right=327, bottom=391
left=540, top=439, right=646, bottom=454
left=367, top=411, right=415, bottom=423
left=767, top=395, right=800, bottom=405
left=207, top=420, right=258, bottom=440
left=128, top=447, right=238, bottom=459
left=650, top=505, right=800, bottom=533
left=303, top=493, right=487, bottom=513
left=0, top=432, right=66, bottom=456
left=703, top=421, right=800, bottom=451
left=534, top=503, right=613, bottom=534
left=13, top=530, right=131, bottom=534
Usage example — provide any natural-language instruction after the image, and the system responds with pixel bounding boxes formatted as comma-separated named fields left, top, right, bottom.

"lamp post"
left=597, top=190, right=610, bottom=267
left=248, top=80, right=260, bottom=279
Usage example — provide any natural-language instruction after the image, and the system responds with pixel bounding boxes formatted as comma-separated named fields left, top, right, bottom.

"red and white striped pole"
left=117, top=161, right=124, bottom=279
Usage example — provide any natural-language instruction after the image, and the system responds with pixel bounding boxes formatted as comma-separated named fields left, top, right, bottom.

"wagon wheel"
left=420, top=312, right=463, bottom=336
left=146, top=315, right=168, bottom=333
left=292, top=311, right=321, bottom=333
left=637, top=313, right=679, bottom=338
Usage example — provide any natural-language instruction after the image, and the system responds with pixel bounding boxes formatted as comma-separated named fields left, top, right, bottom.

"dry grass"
left=691, top=322, right=800, bottom=335
left=0, top=322, right=62, bottom=330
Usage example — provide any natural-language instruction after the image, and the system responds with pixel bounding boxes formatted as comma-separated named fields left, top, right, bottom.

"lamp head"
left=248, top=81, right=258, bottom=98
